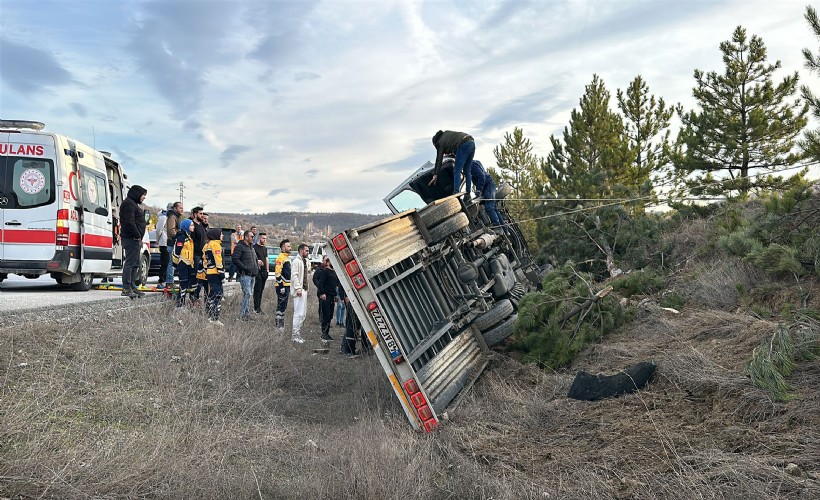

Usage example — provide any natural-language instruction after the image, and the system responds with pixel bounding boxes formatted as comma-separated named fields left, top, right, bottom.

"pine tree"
left=492, top=128, right=543, bottom=251
left=538, top=75, right=645, bottom=277
left=677, top=26, right=808, bottom=196
left=616, top=75, right=677, bottom=207
left=801, top=6, right=820, bottom=161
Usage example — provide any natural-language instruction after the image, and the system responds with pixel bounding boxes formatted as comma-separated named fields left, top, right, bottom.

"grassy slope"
left=2, top=221, right=820, bottom=498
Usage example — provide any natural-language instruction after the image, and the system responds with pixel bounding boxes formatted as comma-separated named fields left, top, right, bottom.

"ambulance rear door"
left=0, top=133, right=58, bottom=264
left=77, top=154, right=113, bottom=272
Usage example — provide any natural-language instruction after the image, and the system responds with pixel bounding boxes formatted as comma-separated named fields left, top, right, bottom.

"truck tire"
left=0, top=273, right=6, bottom=283
left=420, top=198, right=461, bottom=227
left=71, top=273, right=94, bottom=291
left=474, top=299, right=514, bottom=332
left=136, top=253, right=149, bottom=286
left=428, top=212, right=469, bottom=244
left=483, top=313, right=517, bottom=347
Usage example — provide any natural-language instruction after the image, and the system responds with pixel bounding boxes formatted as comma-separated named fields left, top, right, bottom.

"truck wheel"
left=71, top=273, right=94, bottom=291
left=474, top=299, right=514, bottom=332
left=136, top=254, right=149, bottom=286
left=419, top=198, right=461, bottom=227
left=0, top=273, right=6, bottom=283
left=483, top=313, right=517, bottom=347
left=428, top=212, right=469, bottom=244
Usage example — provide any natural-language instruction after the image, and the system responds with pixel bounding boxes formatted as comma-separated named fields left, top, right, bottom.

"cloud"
left=69, top=103, right=87, bottom=117
left=246, top=0, right=321, bottom=65
left=479, top=83, right=573, bottom=130
left=305, top=168, right=319, bottom=178
left=127, top=0, right=239, bottom=124
left=0, top=37, right=73, bottom=94
left=290, top=198, right=312, bottom=210
left=109, top=146, right=136, bottom=167
left=219, top=145, right=251, bottom=168
left=268, top=188, right=288, bottom=196
left=294, top=72, right=320, bottom=81
left=366, top=147, right=432, bottom=173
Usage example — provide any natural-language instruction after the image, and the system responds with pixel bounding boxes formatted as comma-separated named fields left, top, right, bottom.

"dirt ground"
left=1, top=282, right=819, bottom=499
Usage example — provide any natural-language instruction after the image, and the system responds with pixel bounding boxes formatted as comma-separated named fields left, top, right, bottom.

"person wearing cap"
left=203, top=228, right=226, bottom=326
left=165, top=201, right=183, bottom=287
left=430, top=130, right=475, bottom=198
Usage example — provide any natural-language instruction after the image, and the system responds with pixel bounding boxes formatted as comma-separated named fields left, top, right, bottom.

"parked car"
left=148, top=230, right=163, bottom=278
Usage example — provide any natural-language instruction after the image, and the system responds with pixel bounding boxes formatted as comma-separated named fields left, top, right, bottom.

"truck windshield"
left=0, top=157, right=55, bottom=209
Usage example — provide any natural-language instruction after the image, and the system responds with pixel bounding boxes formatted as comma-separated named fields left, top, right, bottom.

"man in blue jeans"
left=470, top=160, right=504, bottom=227
left=231, top=230, right=258, bottom=320
left=164, top=201, right=183, bottom=288
left=430, top=130, right=475, bottom=196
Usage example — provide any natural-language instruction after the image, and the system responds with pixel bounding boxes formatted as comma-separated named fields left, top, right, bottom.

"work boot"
left=134, top=289, right=146, bottom=298
left=121, top=289, right=137, bottom=299
left=321, top=332, right=333, bottom=342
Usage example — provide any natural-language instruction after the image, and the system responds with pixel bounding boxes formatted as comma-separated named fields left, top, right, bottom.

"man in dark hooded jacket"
left=430, top=130, right=475, bottom=197
left=120, top=185, right=148, bottom=298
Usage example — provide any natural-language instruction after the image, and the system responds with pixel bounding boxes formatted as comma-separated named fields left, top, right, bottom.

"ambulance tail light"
left=56, top=209, right=69, bottom=246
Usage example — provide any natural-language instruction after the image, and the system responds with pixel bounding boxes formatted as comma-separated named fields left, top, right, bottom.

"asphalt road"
left=0, top=274, right=271, bottom=314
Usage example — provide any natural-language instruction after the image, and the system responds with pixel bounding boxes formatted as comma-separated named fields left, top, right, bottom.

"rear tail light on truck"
left=403, top=379, right=438, bottom=432
left=345, top=260, right=360, bottom=276
left=332, top=233, right=347, bottom=250
left=56, top=209, right=69, bottom=246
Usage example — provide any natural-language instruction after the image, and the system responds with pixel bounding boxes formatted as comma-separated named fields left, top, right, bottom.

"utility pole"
left=179, top=182, right=184, bottom=204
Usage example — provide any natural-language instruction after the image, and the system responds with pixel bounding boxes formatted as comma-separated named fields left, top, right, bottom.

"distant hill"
left=208, top=211, right=389, bottom=235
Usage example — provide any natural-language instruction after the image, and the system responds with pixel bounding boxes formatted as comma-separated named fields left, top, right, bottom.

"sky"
left=1, top=0, right=818, bottom=214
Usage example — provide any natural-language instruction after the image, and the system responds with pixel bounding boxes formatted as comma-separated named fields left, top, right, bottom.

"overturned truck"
left=326, top=160, right=541, bottom=431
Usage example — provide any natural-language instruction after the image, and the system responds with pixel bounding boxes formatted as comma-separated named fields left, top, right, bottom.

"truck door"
left=1, top=137, right=58, bottom=263
left=78, top=165, right=113, bottom=271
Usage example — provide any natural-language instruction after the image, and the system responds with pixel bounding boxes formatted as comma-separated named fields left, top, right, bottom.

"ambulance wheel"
left=428, top=212, right=470, bottom=244
left=72, top=273, right=94, bottom=291
left=136, top=254, right=149, bottom=286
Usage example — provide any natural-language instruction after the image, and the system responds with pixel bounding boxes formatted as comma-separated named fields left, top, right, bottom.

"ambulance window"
left=10, top=158, right=55, bottom=209
left=80, top=168, right=108, bottom=210
left=94, top=175, right=108, bottom=208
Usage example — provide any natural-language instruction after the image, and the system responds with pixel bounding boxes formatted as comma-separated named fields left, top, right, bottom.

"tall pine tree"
left=677, top=26, right=808, bottom=196
left=801, top=6, right=820, bottom=161
left=493, top=128, right=542, bottom=251
left=538, top=75, right=640, bottom=277
left=617, top=75, right=676, bottom=207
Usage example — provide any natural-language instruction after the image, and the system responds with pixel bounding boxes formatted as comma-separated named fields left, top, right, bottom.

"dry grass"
left=2, top=284, right=820, bottom=498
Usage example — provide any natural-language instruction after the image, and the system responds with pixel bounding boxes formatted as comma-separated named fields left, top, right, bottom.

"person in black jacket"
left=119, top=184, right=147, bottom=298
left=189, top=207, right=208, bottom=301
left=252, top=232, right=269, bottom=314
left=317, top=256, right=340, bottom=341
left=232, top=230, right=258, bottom=320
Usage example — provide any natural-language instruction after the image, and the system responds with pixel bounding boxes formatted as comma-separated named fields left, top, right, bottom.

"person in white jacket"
left=290, top=243, right=310, bottom=343
left=156, top=206, right=169, bottom=288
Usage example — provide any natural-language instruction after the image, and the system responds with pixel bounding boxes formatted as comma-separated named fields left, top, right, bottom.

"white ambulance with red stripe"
left=0, top=120, right=149, bottom=290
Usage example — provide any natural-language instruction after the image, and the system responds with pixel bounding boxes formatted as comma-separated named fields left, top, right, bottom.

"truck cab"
left=326, top=160, right=541, bottom=431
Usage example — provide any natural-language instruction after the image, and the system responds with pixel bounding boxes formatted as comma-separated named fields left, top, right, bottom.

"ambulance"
left=0, top=120, right=149, bottom=290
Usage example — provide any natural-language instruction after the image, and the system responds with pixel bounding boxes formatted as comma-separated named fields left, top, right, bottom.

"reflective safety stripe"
left=0, top=229, right=56, bottom=244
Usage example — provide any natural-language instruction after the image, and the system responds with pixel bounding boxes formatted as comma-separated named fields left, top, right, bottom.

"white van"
left=0, top=120, right=149, bottom=290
